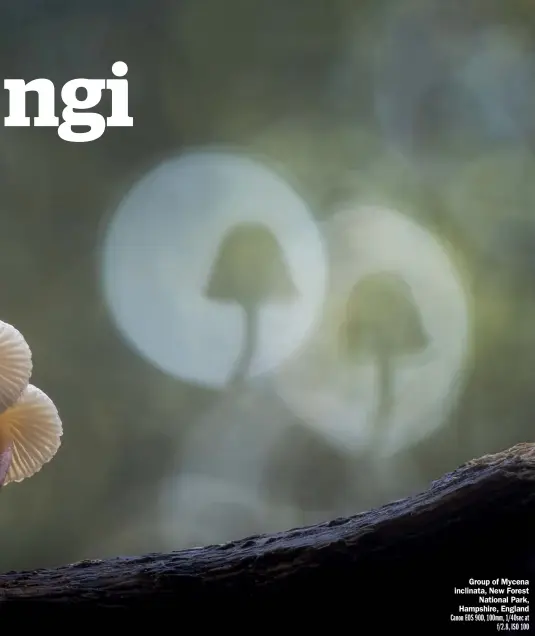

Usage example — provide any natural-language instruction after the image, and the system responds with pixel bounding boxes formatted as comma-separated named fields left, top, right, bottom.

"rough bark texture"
left=1, top=443, right=535, bottom=621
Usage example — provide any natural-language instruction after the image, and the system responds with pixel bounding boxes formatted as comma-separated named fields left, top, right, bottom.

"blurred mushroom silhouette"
left=205, top=222, right=297, bottom=388
left=341, top=272, right=429, bottom=446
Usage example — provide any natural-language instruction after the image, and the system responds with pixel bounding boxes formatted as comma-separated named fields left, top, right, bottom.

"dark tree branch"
left=1, top=443, right=535, bottom=619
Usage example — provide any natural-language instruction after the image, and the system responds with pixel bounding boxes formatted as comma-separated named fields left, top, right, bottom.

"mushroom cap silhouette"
left=342, top=271, right=429, bottom=361
left=204, top=222, right=297, bottom=306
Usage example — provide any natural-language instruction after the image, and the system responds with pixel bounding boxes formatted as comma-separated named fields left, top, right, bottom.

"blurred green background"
left=1, top=0, right=535, bottom=570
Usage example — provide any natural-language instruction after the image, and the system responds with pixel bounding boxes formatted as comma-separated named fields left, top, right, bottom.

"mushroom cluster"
left=0, top=320, right=62, bottom=487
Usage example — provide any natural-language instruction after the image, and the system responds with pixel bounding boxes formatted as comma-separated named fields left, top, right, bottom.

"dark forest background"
left=1, top=0, right=535, bottom=570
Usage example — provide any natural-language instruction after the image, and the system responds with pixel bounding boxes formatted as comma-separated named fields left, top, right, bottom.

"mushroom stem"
left=0, top=444, right=12, bottom=487
left=228, top=301, right=258, bottom=388
left=372, top=343, right=395, bottom=447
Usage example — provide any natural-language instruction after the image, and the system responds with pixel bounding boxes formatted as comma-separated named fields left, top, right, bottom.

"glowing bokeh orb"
left=272, top=205, right=471, bottom=457
left=99, top=149, right=327, bottom=388
left=374, top=2, right=535, bottom=178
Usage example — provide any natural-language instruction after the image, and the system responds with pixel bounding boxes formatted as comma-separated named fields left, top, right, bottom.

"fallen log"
left=1, top=443, right=535, bottom=623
